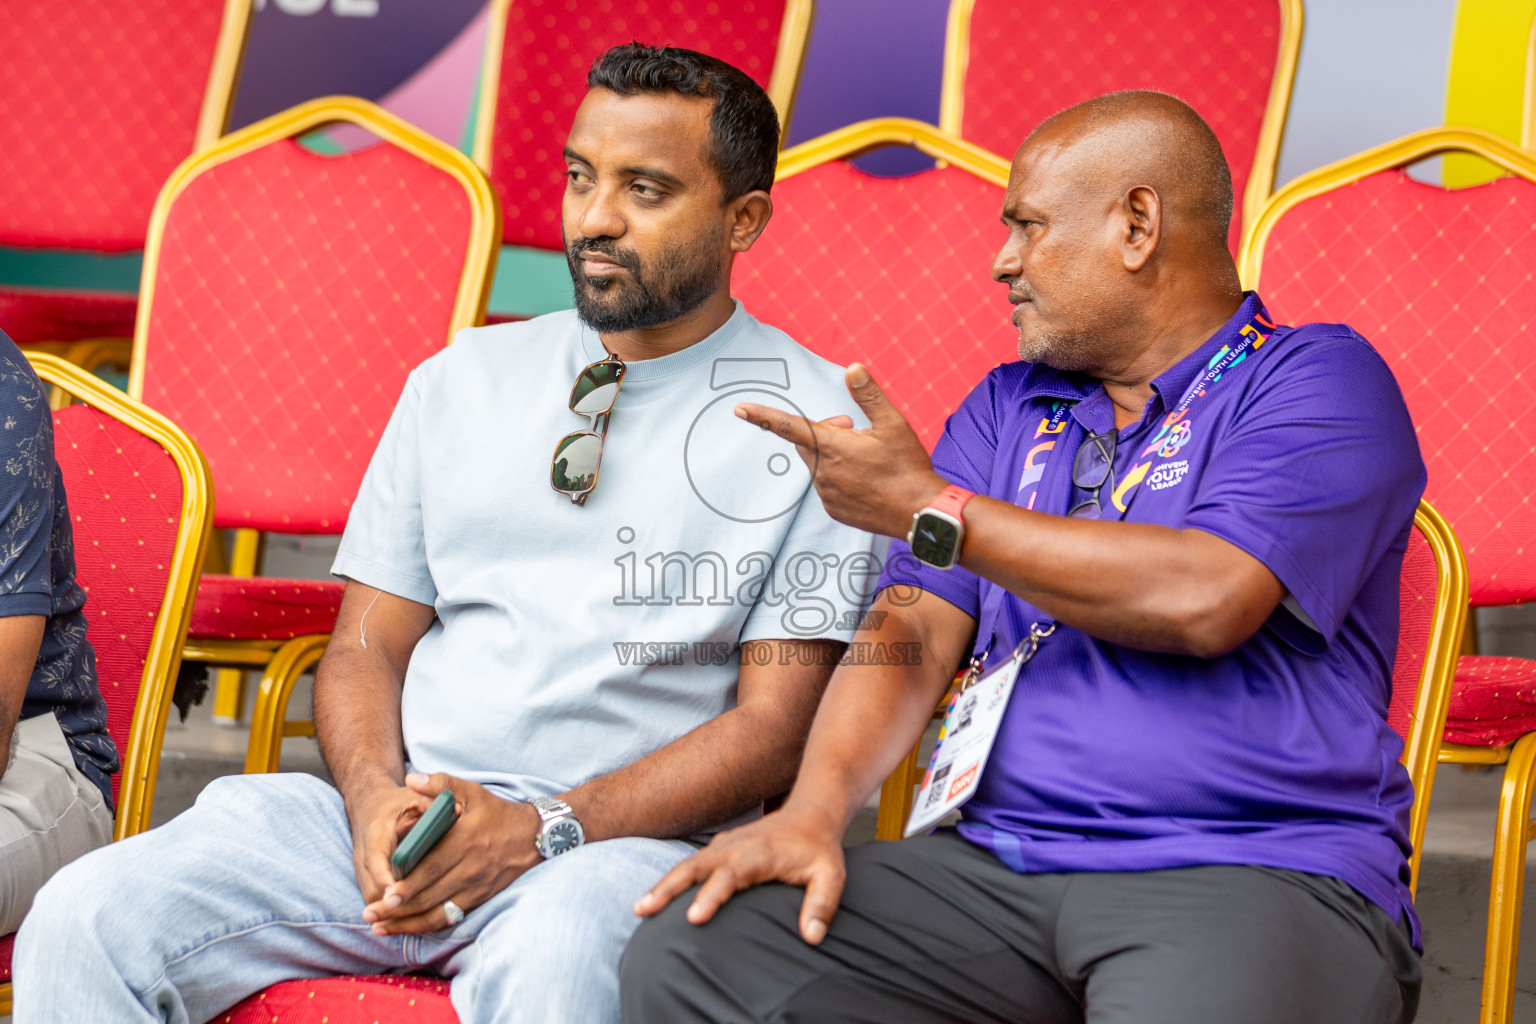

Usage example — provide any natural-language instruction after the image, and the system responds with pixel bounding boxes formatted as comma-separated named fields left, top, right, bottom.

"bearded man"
left=624, top=91, right=1427, bottom=1024
left=16, top=44, right=875, bottom=1024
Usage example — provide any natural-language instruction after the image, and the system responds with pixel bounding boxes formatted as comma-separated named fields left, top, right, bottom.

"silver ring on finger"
left=442, top=899, right=465, bottom=927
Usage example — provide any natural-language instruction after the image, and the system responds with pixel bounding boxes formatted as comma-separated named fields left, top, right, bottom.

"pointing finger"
left=734, top=403, right=818, bottom=449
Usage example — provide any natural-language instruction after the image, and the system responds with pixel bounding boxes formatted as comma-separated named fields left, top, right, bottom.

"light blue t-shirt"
left=333, top=302, right=878, bottom=804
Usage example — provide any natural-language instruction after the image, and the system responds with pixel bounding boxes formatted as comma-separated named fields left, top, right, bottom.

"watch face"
left=910, top=513, right=960, bottom=568
left=540, top=819, right=583, bottom=857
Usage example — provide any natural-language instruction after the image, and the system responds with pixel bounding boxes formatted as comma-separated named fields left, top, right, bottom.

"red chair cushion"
left=0, top=931, right=13, bottom=984
left=0, top=286, right=137, bottom=347
left=956, top=0, right=1284, bottom=252
left=215, top=975, right=456, bottom=1024
left=0, top=0, right=228, bottom=250
left=187, top=575, right=343, bottom=642
left=1443, top=655, right=1536, bottom=748
left=487, top=0, right=788, bottom=250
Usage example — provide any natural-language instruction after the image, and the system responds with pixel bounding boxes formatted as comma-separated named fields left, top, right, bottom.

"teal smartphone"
left=390, top=790, right=458, bottom=881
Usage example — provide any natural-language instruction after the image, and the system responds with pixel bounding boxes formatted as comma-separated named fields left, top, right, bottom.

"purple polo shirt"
left=878, top=293, right=1428, bottom=942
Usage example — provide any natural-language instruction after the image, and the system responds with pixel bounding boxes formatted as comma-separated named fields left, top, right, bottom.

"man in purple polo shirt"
left=620, top=91, right=1426, bottom=1024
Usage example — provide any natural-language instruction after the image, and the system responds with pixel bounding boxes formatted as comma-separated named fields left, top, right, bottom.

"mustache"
left=568, top=237, right=643, bottom=275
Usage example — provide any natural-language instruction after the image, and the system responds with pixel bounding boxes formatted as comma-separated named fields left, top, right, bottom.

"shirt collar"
left=1149, top=291, right=1268, bottom=413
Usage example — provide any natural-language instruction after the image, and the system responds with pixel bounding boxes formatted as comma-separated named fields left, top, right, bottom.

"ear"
left=1120, top=184, right=1161, bottom=272
left=727, top=190, right=774, bottom=253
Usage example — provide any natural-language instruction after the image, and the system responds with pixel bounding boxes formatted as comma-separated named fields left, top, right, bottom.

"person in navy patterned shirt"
left=0, top=328, right=117, bottom=935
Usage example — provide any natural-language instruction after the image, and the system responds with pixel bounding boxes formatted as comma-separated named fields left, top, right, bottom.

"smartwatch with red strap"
left=906, top=484, right=976, bottom=570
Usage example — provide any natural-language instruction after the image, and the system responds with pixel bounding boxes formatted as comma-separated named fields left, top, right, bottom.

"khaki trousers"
left=0, top=712, right=112, bottom=935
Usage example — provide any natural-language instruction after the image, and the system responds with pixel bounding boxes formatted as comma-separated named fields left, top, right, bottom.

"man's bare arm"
left=563, top=637, right=846, bottom=842
left=951, top=502, right=1283, bottom=658
left=637, top=590, right=974, bottom=940
left=314, top=582, right=435, bottom=799
left=313, top=582, right=436, bottom=902
left=0, top=616, right=45, bottom=779
left=737, top=366, right=1284, bottom=659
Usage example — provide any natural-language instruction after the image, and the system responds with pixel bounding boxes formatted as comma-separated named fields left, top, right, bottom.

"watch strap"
left=532, top=796, right=573, bottom=823
left=926, top=484, right=975, bottom=521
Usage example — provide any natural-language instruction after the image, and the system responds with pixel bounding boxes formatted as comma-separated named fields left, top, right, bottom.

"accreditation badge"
left=904, top=638, right=1035, bottom=837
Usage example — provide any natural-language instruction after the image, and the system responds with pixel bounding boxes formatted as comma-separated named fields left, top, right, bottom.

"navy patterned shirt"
left=0, top=331, right=118, bottom=806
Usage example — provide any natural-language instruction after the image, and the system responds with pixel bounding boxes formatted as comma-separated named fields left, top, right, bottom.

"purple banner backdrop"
left=230, top=0, right=484, bottom=132
left=231, top=1, right=951, bottom=175
left=785, top=1, right=950, bottom=175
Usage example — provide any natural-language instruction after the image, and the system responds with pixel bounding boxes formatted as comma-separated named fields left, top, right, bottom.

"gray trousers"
left=0, top=712, right=113, bottom=935
left=620, top=831, right=1421, bottom=1024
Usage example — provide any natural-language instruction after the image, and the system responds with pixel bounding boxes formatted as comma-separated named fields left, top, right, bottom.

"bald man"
left=619, top=91, right=1426, bottom=1024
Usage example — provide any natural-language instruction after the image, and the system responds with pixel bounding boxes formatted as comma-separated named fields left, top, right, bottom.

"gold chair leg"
left=1482, top=731, right=1536, bottom=1024
left=212, top=528, right=265, bottom=726
left=244, top=634, right=329, bottom=774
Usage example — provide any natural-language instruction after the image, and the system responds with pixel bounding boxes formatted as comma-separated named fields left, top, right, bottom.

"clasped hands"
left=350, top=772, right=541, bottom=935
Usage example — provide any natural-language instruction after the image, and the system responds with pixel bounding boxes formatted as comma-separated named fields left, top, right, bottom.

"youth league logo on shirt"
left=1147, top=459, right=1190, bottom=490
left=1157, top=419, right=1193, bottom=458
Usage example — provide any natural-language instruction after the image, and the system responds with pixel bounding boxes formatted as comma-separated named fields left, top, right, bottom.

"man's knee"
left=18, top=839, right=141, bottom=964
left=620, top=894, right=714, bottom=1023
left=193, top=770, right=337, bottom=818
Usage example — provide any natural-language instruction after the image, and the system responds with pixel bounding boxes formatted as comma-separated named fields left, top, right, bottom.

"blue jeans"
left=13, top=772, right=693, bottom=1023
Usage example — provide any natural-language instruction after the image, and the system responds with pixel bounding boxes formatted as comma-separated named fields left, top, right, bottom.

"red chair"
left=939, top=0, right=1302, bottom=252
left=0, top=353, right=214, bottom=1014
left=1241, top=127, right=1536, bottom=1024
left=471, top=0, right=815, bottom=253
left=0, top=0, right=250, bottom=364
left=735, top=118, right=1013, bottom=453
left=127, top=97, right=500, bottom=743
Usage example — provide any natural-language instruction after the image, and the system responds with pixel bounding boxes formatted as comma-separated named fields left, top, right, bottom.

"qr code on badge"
left=923, top=764, right=952, bottom=808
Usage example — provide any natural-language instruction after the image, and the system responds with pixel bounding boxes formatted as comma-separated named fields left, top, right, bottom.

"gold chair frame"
left=130, top=97, right=500, bottom=747
left=938, top=0, right=1303, bottom=231
left=472, top=0, right=816, bottom=171
left=0, top=354, right=215, bottom=1015
left=776, top=116, right=1009, bottom=185
left=1242, top=129, right=1536, bottom=1023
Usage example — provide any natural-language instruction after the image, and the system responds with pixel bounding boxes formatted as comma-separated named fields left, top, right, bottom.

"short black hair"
left=587, top=43, right=779, bottom=200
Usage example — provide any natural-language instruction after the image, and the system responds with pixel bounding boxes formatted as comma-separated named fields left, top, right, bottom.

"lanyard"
left=965, top=305, right=1278, bottom=677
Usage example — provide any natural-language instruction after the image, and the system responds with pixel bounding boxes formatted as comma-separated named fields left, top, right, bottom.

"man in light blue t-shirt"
left=19, top=45, right=877, bottom=1024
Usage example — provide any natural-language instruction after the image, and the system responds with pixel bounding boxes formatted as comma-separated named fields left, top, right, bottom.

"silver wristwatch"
left=532, top=796, right=585, bottom=859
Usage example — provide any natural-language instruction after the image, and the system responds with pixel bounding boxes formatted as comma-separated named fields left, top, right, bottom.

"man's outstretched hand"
left=633, top=808, right=847, bottom=946
left=735, top=363, right=947, bottom=539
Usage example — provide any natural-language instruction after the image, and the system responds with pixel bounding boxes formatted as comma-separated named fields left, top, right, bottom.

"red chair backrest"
left=1249, top=143, right=1536, bottom=607
left=944, top=0, right=1298, bottom=252
left=133, top=100, right=496, bottom=535
left=0, top=0, right=245, bottom=251
left=53, top=404, right=184, bottom=806
left=479, top=0, right=804, bottom=251
left=736, top=152, right=1012, bottom=451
